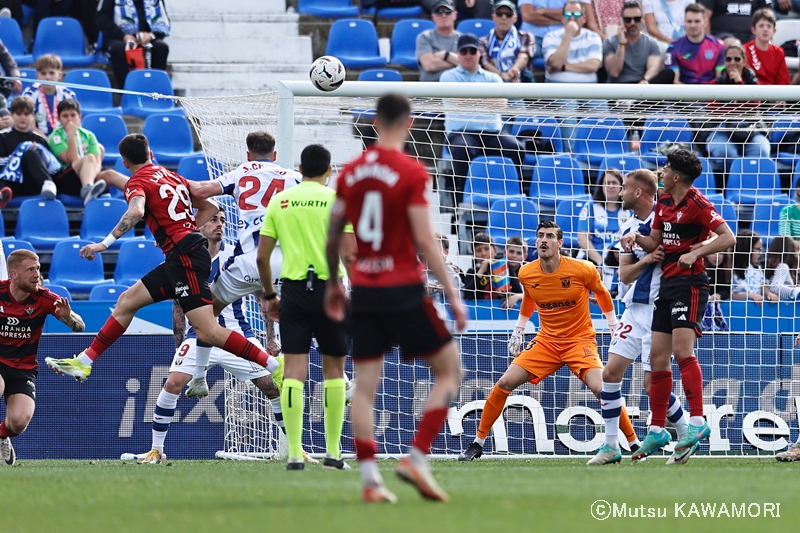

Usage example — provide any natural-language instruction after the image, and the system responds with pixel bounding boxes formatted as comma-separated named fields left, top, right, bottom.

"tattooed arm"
left=80, top=196, right=145, bottom=260
left=53, top=298, right=86, bottom=332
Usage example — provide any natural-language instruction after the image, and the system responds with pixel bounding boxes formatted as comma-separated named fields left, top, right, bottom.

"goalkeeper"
left=459, top=220, right=639, bottom=461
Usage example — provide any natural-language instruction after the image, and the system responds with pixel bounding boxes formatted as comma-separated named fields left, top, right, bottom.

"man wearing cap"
left=423, top=0, right=494, bottom=18
left=416, top=0, right=462, bottom=82
left=480, top=1, right=536, bottom=82
left=440, top=33, right=524, bottom=206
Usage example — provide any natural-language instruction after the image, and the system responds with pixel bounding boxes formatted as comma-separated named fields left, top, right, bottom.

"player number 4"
left=357, top=191, right=383, bottom=251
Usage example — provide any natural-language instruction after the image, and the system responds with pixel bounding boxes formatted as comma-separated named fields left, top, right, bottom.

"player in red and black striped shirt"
left=621, top=149, right=735, bottom=464
left=0, top=250, right=85, bottom=466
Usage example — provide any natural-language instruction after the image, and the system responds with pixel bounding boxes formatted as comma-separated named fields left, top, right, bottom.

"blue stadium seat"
left=389, top=19, right=434, bottom=68
left=11, top=68, right=37, bottom=99
left=706, top=194, right=739, bottom=236
left=49, top=240, right=114, bottom=297
left=114, top=240, right=164, bottom=286
left=596, top=155, right=645, bottom=182
left=142, top=114, right=199, bottom=168
left=0, top=212, right=4, bottom=236
left=555, top=198, right=591, bottom=250
left=121, top=70, right=185, bottom=118
left=571, top=117, right=632, bottom=168
left=43, top=282, right=71, bottom=301
left=456, top=18, right=493, bottom=38
left=769, top=116, right=800, bottom=167
left=692, top=157, right=717, bottom=196
left=1, top=239, right=35, bottom=253
left=177, top=154, right=223, bottom=182
left=361, top=3, right=424, bottom=18
left=357, top=68, right=404, bottom=82
left=81, top=113, right=128, bottom=167
left=298, top=0, right=359, bottom=17
left=510, top=116, right=565, bottom=168
left=0, top=18, right=33, bottom=66
left=14, top=199, right=78, bottom=250
left=639, top=117, right=693, bottom=167
left=63, top=69, right=122, bottom=115
left=80, top=198, right=142, bottom=249
left=461, top=156, right=521, bottom=209
left=114, top=157, right=131, bottom=177
left=89, top=284, right=130, bottom=301
left=752, top=195, right=791, bottom=241
left=32, top=17, right=95, bottom=67
left=725, top=158, right=781, bottom=204
left=487, top=197, right=539, bottom=246
left=325, top=19, right=388, bottom=69
left=530, top=154, right=589, bottom=210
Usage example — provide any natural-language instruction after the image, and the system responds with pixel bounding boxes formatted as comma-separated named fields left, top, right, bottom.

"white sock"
left=474, top=436, right=485, bottom=446
left=409, top=447, right=429, bottom=470
left=152, top=389, right=179, bottom=452
left=359, top=459, right=381, bottom=486
left=601, top=381, right=623, bottom=448
left=77, top=353, right=93, bottom=366
left=689, top=416, right=705, bottom=426
left=193, top=345, right=212, bottom=379
left=649, top=425, right=664, bottom=434
left=667, top=394, right=689, bottom=440
left=270, top=397, right=285, bottom=435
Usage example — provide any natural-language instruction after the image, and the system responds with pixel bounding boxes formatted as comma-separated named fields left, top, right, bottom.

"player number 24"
left=357, top=191, right=383, bottom=251
left=238, top=176, right=285, bottom=211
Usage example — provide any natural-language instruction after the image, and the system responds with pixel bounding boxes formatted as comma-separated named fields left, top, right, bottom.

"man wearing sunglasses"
left=542, top=2, right=602, bottom=82
left=603, top=0, right=670, bottom=84
left=416, top=0, right=462, bottom=82
left=480, top=1, right=536, bottom=82
left=665, top=3, right=725, bottom=84
left=423, top=0, right=494, bottom=18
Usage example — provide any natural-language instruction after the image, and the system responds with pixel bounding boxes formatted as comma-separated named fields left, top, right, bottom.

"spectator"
left=779, top=182, right=800, bottom=242
left=426, top=232, right=464, bottom=298
left=20, top=55, right=78, bottom=137
left=731, top=229, right=777, bottom=304
left=97, top=0, right=171, bottom=88
left=416, top=0, right=461, bottom=82
left=423, top=0, right=494, bottom=17
left=0, top=43, right=20, bottom=131
left=603, top=0, right=671, bottom=84
left=71, top=0, right=100, bottom=45
left=743, top=8, right=790, bottom=85
left=520, top=0, right=602, bottom=58
left=704, top=247, right=732, bottom=300
left=665, top=3, right=724, bottom=84
left=578, top=169, right=627, bottom=289
left=543, top=1, right=603, bottom=82
left=699, top=0, right=771, bottom=45
left=765, top=236, right=800, bottom=300
left=47, top=99, right=107, bottom=205
left=643, top=0, right=692, bottom=51
left=480, top=0, right=536, bottom=82
left=501, top=235, right=527, bottom=308
left=0, top=1, right=24, bottom=26
left=593, top=0, right=626, bottom=32
left=21, top=0, right=73, bottom=39
left=441, top=33, right=524, bottom=205
left=462, top=232, right=510, bottom=300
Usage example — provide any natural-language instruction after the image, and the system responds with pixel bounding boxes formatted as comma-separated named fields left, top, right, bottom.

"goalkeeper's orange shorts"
left=512, top=338, right=602, bottom=385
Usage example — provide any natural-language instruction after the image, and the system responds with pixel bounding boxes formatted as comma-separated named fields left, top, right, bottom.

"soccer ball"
left=310, top=56, right=345, bottom=92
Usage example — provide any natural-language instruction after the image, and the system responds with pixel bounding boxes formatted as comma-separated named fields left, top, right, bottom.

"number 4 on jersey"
left=357, top=191, right=383, bottom=251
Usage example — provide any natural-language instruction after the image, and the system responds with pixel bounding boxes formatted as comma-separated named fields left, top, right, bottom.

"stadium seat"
left=0, top=18, right=33, bottom=65
left=706, top=194, right=739, bottom=236
left=14, top=199, right=78, bottom=250
left=725, top=158, right=781, bottom=204
left=571, top=117, right=632, bottom=168
left=389, top=19, right=434, bottom=68
left=89, top=284, right=130, bottom=301
left=461, top=156, right=521, bottom=210
left=0, top=212, right=4, bottom=236
left=32, top=17, right=95, bottom=67
left=510, top=116, right=565, bottom=168
left=325, top=19, right=388, bottom=69
left=114, top=240, right=164, bottom=286
left=142, top=114, right=199, bottom=168
left=692, top=157, right=716, bottom=196
left=530, top=154, right=590, bottom=210
left=80, top=198, right=142, bottom=249
left=361, top=3, right=424, bottom=18
left=596, top=155, right=645, bottom=182
left=752, top=195, right=791, bottom=241
left=43, top=282, right=71, bottom=301
left=177, top=154, right=223, bottom=181
left=298, top=0, right=359, bottom=17
left=638, top=117, right=693, bottom=167
left=769, top=116, right=800, bottom=167
left=11, top=68, right=37, bottom=98
left=49, top=240, right=114, bottom=297
left=456, top=18, right=493, bottom=39
left=357, top=68, right=404, bottom=82
left=121, top=70, right=185, bottom=118
left=81, top=114, right=128, bottom=167
left=487, top=197, right=539, bottom=246
left=63, top=69, right=122, bottom=115
left=1, top=239, right=35, bottom=253
left=555, top=198, right=591, bottom=250
left=114, top=157, right=131, bottom=177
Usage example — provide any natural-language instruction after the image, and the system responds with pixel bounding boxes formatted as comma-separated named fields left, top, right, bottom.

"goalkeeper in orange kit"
left=459, top=220, right=640, bottom=460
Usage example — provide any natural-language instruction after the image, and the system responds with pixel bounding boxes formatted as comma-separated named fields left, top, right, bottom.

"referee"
left=256, top=144, right=355, bottom=471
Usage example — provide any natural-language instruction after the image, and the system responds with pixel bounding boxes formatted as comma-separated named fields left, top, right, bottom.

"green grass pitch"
left=2, top=458, right=798, bottom=533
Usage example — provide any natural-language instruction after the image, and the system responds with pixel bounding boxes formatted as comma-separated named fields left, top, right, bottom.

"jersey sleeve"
left=260, top=197, right=279, bottom=239
left=576, top=202, right=592, bottom=233
left=41, top=289, right=60, bottom=315
left=665, top=42, right=678, bottom=71
left=583, top=260, right=614, bottom=313
left=699, top=200, right=726, bottom=232
left=215, top=170, right=237, bottom=196
left=125, top=176, right=146, bottom=202
left=407, top=163, right=429, bottom=206
left=47, top=130, right=67, bottom=157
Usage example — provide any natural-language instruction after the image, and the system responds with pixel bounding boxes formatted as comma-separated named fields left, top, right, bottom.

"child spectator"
left=765, top=236, right=800, bottom=301
left=743, top=8, right=790, bottom=86
left=731, top=229, right=777, bottom=304
left=462, top=232, right=510, bottom=300
left=426, top=232, right=463, bottom=299
left=21, top=54, right=78, bottom=137
left=703, top=247, right=732, bottom=301
left=502, top=235, right=527, bottom=309
left=47, top=99, right=107, bottom=205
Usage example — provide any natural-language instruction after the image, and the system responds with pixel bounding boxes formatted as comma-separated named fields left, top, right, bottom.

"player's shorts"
left=52, top=165, right=82, bottom=196
left=350, top=284, right=452, bottom=360
left=651, top=279, right=709, bottom=337
left=170, top=336, right=269, bottom=382
left=279, top=279, right=349, bottom=358
left=0, top=361, right=37, bottom=401
left=609, top=302, right=654, bottom=372
left=512, top=337, right=603, bottom=385
left=141, top=233, right=213, bottom=312
left=211, top=247, right=282, bottom=305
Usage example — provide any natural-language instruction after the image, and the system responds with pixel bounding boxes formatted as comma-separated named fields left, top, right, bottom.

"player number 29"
left=357, top=191, right=383, bottom=251
left=159, top=183, right=194, bottom=222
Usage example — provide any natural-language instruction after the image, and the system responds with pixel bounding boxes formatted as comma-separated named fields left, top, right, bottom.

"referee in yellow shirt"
left=256, top=144, right=355, bottom=471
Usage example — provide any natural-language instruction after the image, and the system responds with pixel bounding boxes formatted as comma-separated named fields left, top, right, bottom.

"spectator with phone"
left=603, top=0, right=672, bottom=84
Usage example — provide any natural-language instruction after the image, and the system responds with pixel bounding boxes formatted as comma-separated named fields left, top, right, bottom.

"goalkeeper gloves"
left=508, top=315, right=530, bottom=356
left=604, top=310, right=619, bottom=332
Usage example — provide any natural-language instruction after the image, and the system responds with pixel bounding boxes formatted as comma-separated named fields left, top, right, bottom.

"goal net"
left=174, top=81, right=800, bottom=458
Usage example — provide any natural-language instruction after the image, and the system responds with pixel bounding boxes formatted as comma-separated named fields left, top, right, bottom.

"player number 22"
left=614, top=322, right=633, bottom=339
left=357, top=191, right=383, bottom=251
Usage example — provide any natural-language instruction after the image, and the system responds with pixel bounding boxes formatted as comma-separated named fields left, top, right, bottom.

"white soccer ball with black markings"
left=310, top=56, right=346, bottom=92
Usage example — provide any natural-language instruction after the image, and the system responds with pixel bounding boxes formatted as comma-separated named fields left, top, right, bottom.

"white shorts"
left=170, top=336, right=270, bottom=382
left=211, top=247, right=282, bottom=305
left=608, top=302, right=653, bottom=372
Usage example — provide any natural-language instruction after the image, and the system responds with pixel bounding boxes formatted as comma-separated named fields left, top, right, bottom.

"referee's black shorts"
left=651, top=275, right=709, bottom=337
left=141, top=232, right=213, bottom=313
left=350, top=283, right=452, bottom=361
left=279, top=278, right=349, bottom=357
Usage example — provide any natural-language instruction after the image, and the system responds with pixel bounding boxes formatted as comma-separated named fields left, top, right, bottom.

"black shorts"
left=53, top=165, right=82, bottom=196
left=0, top=362, right=37, bottom=401
left=350, top=284, right=452, bottom=360
left=141, top=233, right=213, bottom=313
left=279, top=279, right=349, bottom=358
left=652, top=278, right=710, bottom=337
